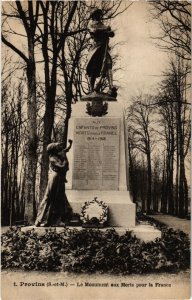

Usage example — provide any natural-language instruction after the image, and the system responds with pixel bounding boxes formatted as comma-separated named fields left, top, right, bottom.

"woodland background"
left=1, top=1, right=191, bottom=225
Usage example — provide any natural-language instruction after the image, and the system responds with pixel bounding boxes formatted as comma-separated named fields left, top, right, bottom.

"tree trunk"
left=38, top=3, right=58, bottom=203
left=179, top=151, right=186, bottom=218
left=184, top=174, right=189, bottom=216
left=168, top=151, right=174, bottom=214
left=177, top=97, right=186, bottom=218
left=39, top=59, right=57, bottom=202
left=146, top=151, right=152, bottom=213
left=1, top=133, right=9, bottom=225
left=24, top=40, right=38, bottom=224
left=175, top=122, right=179, bottom=216
left=160, top=156, right=166, bottom=213
left=62, top=49, right=73, bottom=146
left=141, top=157, right=146, bottom=212
left=39, top=93, right=55, bottom=202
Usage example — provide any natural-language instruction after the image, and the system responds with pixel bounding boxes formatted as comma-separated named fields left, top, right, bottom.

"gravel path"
left=149, top=214, right=190, bottom=235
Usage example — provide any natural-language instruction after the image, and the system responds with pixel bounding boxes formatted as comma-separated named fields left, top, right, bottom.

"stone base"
left=128, top=224, right=162, bottom=242
left=21, top=224, right=161, bottom=243
left=66, top=190, right=136, bottom=227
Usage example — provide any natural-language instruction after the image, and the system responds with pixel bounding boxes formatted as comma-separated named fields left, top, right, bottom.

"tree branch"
left=2, top=35, right=28, bottom=63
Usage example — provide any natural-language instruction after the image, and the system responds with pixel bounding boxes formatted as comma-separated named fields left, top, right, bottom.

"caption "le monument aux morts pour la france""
left=14, top=281, right=171, bottom=288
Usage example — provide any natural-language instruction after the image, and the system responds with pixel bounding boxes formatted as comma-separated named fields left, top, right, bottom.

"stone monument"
left=66, top=7, right=135, bottom=228
left=65, top=7, right=161, bottom=242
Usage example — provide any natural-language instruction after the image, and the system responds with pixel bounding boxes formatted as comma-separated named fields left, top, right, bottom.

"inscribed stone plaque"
left=72, top=117, right=120, bottom=190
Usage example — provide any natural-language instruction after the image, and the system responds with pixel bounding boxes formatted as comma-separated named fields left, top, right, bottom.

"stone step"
left=21, top=224, right=161, bottom=243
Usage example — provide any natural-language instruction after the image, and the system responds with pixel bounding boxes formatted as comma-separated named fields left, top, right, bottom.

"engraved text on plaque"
left=72, top=118, right=120, bottom=190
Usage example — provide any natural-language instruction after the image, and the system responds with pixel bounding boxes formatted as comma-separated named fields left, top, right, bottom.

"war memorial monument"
left=24, top=7, right=161, bottom=242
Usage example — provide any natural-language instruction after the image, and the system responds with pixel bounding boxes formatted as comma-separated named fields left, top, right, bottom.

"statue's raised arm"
left=86, top=8, right=116, bottom=97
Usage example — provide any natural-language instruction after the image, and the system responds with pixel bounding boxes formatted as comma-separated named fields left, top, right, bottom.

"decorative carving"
left=86, top=100, right=108, bottom=117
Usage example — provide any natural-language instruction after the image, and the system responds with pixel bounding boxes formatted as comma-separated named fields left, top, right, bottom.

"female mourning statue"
left=35, top=140, right=73, bottom=227
left=86, top=7, right=115, bottom=95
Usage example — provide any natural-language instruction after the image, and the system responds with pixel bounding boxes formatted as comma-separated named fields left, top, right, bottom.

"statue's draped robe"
left=35, top=162, right=72, bottom=226
left=86, top=20, right=112, bottom=78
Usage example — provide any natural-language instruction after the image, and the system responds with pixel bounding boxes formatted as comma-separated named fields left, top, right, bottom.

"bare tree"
left=2, top=1, right=40, bottom=223
left=149, top=0, right=191, bottom=218
left=36, top=1, right=78, bottom=201
left=1, top=53, right=27, bottom=225
left=150, top=0, right=191, bottom=61
left=156, top=56, right=190, bottom=217
left=127, top=95, right=156, bottom=212
left=152, top=154, right=163, bottom=212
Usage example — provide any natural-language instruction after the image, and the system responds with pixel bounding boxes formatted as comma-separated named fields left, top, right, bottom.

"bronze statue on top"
left=86, top=8, right=117, bottom=98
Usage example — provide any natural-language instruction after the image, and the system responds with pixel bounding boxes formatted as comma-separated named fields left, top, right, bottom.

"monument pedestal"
left=66, top=190, right=135, bottom=227
left=66, top=100, right=136, bottom=228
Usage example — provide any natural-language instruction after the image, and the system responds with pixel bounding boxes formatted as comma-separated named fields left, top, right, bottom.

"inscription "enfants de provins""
left=75, top=125, right=118, bottom=137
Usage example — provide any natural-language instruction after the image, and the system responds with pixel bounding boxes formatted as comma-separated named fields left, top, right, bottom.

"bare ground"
left=149, top=214, right=190, bottom=236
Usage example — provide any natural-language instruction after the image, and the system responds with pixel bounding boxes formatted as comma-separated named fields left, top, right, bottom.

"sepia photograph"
left=1, top=1, right=191, bottom=299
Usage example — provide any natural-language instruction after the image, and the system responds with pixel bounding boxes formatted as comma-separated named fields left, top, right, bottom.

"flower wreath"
left=80, top=197, right=108, bottom=225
